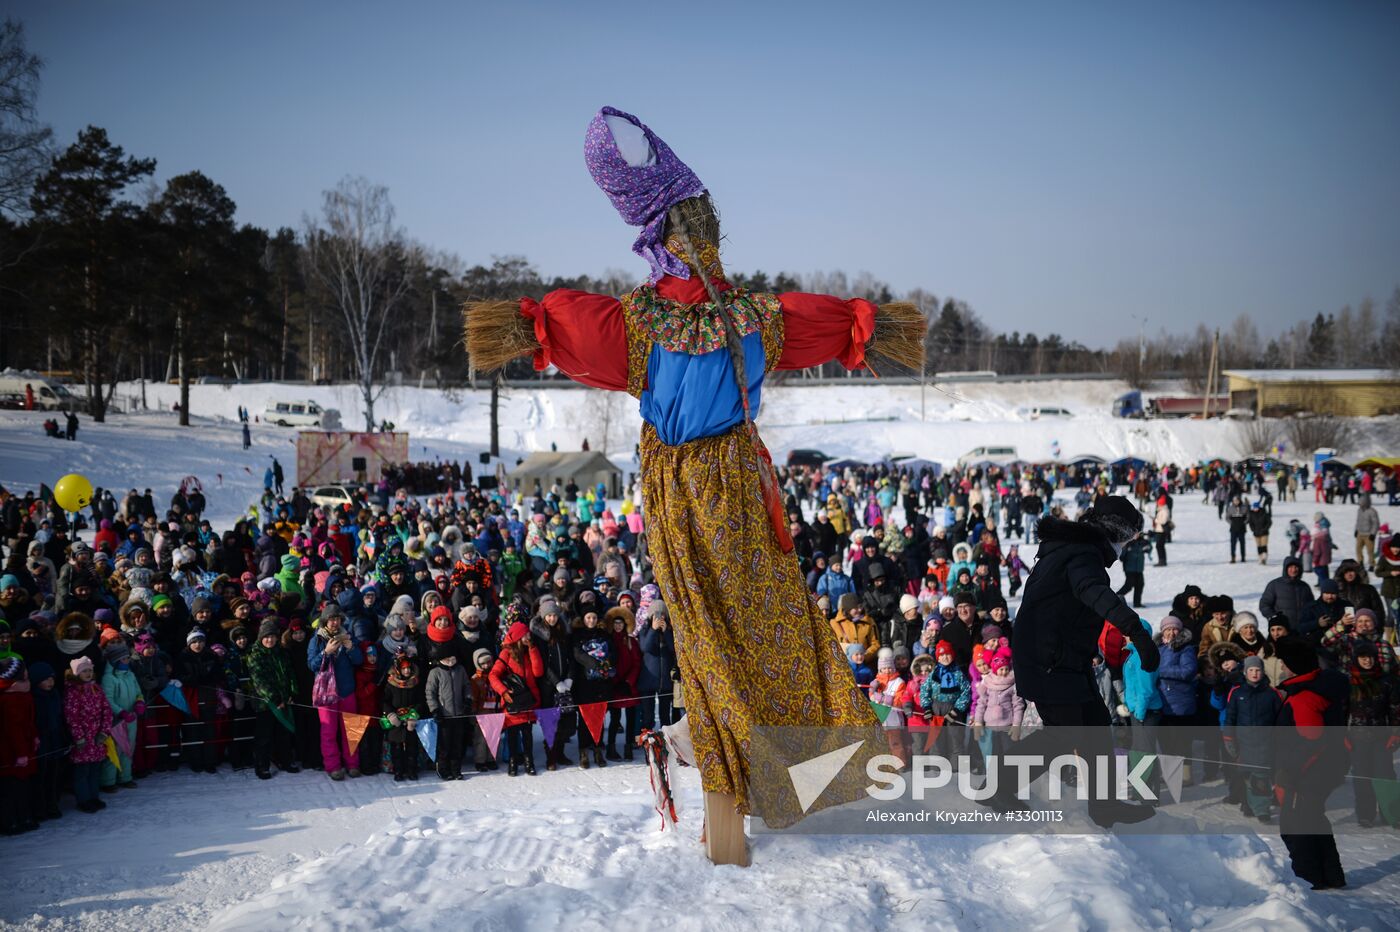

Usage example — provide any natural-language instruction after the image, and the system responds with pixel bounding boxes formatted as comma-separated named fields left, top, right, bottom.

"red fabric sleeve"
left=774, top=293, right=878, bottom=371
left=519, top=289, right=627, bottom=391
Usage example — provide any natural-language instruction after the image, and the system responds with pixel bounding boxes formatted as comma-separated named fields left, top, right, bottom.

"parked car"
left=786, top=449, right=830, bottom=468
left=1018, top=405, right=1073, bottom=419
left=264, top=399, right=340, bottom=428
left=309, top=485, right=360, bottom=509
left=956, top=445, right=1018, bottom=468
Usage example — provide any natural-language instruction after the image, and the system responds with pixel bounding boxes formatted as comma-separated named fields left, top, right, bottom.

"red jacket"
left=489, top=636, right=543, bottom=727
left=64, top=677, right=112, bottom=764
left=0, top=687, right=37, bottom=778
left=611, top=633, right=641, bottom=709
left=354, top=662, right=383, bottom=718
left=1098, top=622, right=1129, bottom=672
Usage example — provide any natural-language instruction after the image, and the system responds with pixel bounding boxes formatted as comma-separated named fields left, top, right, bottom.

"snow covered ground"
left=3, top=383, right=1400, bottom=929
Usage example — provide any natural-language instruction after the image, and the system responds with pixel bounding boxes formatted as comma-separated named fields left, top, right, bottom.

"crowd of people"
left=0, top=455, right=1396, bottom=890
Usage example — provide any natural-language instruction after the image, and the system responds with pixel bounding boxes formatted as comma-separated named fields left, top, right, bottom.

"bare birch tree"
left=302, top=176, right=412, bottom=431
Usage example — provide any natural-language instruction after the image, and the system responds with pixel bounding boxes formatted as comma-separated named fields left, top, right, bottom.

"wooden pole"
left=703, top=792, right=749, bottom=867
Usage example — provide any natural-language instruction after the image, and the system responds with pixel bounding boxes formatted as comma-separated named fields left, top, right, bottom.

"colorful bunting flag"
left=478, top=713, right=505, bottom=758
left=869, top=701, right=892, bottom=724
left=1159, top=754, right=1185, bottom=804
left=537, top=707, right=561, bottom=748
left=269, top=703, right=296, bottom=734
left=160, top=682, right=190, bottom=716
left=111, top=723, right=133, bottom=759
left=579, top=702, right=607, bottom=744
left=416, top=718, right=439, bottom=762
left=343, top=712, right=372, bottom=757
left=103, top=735, right=122, bottom=773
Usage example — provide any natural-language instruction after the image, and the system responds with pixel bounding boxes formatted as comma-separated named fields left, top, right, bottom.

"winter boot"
left=524, top=755, right=537, bottom=776
left=580, top=750, right=591, bottom=770
left=508, top=758, right=520, bottom=777
left=329, top=768, right=347, bottom=781
left=257, top=769, right=272, bottom=780
left=594, top=747, right=607, bottom=768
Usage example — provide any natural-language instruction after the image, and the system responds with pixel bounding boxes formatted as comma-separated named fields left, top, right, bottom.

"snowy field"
left=3, top=382, right=1400, bottom=929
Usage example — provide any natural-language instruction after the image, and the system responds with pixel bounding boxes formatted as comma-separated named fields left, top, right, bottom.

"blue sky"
left=14, top=1, right=1400, bottom=345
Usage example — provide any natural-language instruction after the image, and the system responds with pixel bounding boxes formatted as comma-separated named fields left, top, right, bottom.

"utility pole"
left=1201, top=329, right=1220, bottom=420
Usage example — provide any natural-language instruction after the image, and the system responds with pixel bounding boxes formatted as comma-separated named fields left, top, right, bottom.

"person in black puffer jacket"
left=1005, top=495, right=1159, bottom=826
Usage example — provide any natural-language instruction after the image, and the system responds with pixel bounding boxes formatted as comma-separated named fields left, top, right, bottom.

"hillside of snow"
left=3, top=384, right=1400, bottom=928
left=5, top=378, right=1399, bottom=529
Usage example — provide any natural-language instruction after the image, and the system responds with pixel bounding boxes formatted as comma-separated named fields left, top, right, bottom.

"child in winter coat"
left=1003, top=545, right=1027, bottom=598
left=920, top=641, right=971, bottom=760
left=469, top=648, right=501, bottom=772
left=846, top=645, right=874, bottom=693
left=0, top=657, right=38, bottom=834
left=130, top=634, right=176, bottom=774
left=100, top=640, right=144, bottom=791
left=382, top=653, right=425, bottom=781
left=1121, top=620, right=1163, bottom=795
left=1224, top=655, right=1283, bottom=821
left=869, top=648, right=909, bottom=767
left=902, top=654, right=935, bottom=751
left=352, top=642, right=384, bottom=775
left=425, top=641, right=472, bottom=780
left=64, top=656, right=113, bottom=813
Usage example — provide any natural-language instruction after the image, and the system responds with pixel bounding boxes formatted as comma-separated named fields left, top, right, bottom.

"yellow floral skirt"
left=641, top=421, right=877, bottom=824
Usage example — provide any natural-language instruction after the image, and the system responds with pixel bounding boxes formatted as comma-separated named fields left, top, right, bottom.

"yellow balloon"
left=53, top=473, right=94, bottom=512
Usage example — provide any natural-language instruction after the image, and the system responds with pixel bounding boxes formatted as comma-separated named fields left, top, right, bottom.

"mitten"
left=134, top=700, right=147, bottom=716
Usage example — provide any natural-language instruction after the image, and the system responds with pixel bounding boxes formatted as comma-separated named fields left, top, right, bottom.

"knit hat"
left=1159, top=615, right=1183, bottom=634
left=103, top=640, right=130, bottom=665
left=938, top=595, right=956, bottom=612
left=1083, top=495, right=1143, bottom=544
left=980, top=623, right=1003, bottom=642
left=506, top=621, right=529, bottom=643
left=94, top=608, right=116, bottom=628
left=134, top=633, right=157, bottom=654
left=1242, top=655, right=1264, bottom=672
left=954, top=591, right=977, bottom=607
left=473, top=648, right=493, bottom=670
left=537, top=598, right=560, bottom=618
left=935, top=640, right=955, bottom=659
left=186, top=628, right=207, bottom=645
left=257, top=618, right=281, bottom=640
left=1318, top=578, right=1339, bottom=594
left=988, top=649, right=1012, bottom=674
left=837, top=593, right=859, bottom=615
left=99, top=627, right=123, bottom=647
left=70, top=656, right=94, bottom=676
left=229, top=626, right=248, bottom=643
left=29, top=660, right=54, bottom=684
left=1272, top=636, right=1319, bottom=675
left=0, top=573, right=18, bottom=590
left=1231, top=611, right=1258, bottom=634
left=428, top=641, right=455, bottom=662
left=844, top=643, right=864, bottom=660
left=150, top=593, right=173, bottom=612
left=553, top=568, right=570, bottom=583
left=1356, top=608, right=1379, bottom=627
left=427, top=605, right=455, bottom=642
left=899, top=594, right=919, bottom=615
left=867, top=562, right=886, bottom=581
left=877, top=647, right=895, bottom=672
left=320, top=603, right=345, bottom=623
left=458, top=606, right=482, bottom=625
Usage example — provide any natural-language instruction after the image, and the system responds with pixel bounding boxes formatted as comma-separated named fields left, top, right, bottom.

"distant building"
left=1223, top=369, right=1400, bottom=417
left=509, top=451, right=622, bottom=498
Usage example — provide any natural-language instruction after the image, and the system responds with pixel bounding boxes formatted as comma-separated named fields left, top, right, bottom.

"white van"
left=957, top=445, right=1018, bottom=468
left=0, top=372, right=81, bottom=411
left=1017, top=405, right=1073, bottom=420
left=264, top=400, right=340, bottom=428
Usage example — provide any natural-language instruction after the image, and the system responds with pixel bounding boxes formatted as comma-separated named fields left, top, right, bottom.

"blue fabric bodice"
left=640, top=330, right=765, bottom=446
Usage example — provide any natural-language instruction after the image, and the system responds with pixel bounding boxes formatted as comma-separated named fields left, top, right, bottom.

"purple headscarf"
left=584, top=107, right=706, bottom=282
